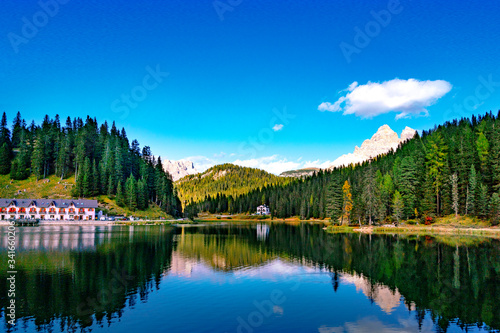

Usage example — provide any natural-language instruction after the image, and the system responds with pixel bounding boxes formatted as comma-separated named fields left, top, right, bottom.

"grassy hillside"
left=97, top=196, right=171, bottom=219
left=175, top=163, right=290, bottom=205
left=0, top=174, right=171, bottom=219
left=0, top=174, right=74, bottom=199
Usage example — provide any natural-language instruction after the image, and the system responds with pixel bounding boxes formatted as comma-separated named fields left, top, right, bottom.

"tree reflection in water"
left=0, top=223, right=498, bottom=332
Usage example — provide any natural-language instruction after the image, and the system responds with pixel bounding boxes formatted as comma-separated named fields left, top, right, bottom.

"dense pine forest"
left=0, top=112, right=182, bottom=216
left=186, top=111, right=500, bottom=225
left=176, top=163, right=290, bottom=207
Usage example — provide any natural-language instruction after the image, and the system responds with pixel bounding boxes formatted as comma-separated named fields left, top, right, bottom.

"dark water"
left=0, top=223, right=499, bottom=333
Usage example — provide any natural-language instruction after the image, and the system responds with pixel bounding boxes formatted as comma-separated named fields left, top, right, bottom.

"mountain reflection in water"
left=0, top=223, right=498, bottom=333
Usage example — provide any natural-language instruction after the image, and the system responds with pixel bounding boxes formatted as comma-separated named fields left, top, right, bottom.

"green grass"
left=431, top=214, right=492, bottom=228
left=0, top=174, right=74, bottom=199
left=97, top=195, right=172, bottom=220
left=324, top=225, right=356, bottom=233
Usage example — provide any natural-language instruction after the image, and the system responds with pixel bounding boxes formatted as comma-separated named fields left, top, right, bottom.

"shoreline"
left=0, top=220, right=184, bottom=226
left=326, top=225, right=500, bottom=239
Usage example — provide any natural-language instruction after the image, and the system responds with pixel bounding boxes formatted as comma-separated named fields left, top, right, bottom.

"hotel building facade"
left=0, top=199, right=98, bottom=221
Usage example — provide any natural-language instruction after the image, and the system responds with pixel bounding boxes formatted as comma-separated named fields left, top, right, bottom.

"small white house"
left=256, top=205, right=270, bottom=215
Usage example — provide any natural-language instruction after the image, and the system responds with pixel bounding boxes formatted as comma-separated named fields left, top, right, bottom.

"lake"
left=0, top=223, right=499, bottom=332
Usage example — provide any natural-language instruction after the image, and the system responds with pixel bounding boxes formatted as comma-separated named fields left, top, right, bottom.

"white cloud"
left=272, top=124, right=284, bottom=131
left=183, top=156, right=218, bottom=172
left=318, top=78, right=452, bottom=119
left=183, top=154, right=335, bottom=175
left=303, top=159, right=334, bottom=169
left=319, top=316, right=433, bottom=333
left=232, top=155, right=301, bottom=175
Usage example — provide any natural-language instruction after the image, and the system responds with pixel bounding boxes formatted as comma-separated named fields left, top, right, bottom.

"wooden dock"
left=12, top=219, right=40, bottom=227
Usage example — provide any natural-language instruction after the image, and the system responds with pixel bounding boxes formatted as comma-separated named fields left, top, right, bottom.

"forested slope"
left=176, top=163, right=290, bottom=208
left=0, top=112, right=182, bottom=216
left=186, top=111, right=500, bottom=225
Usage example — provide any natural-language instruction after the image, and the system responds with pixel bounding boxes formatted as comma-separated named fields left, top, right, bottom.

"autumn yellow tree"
left=342, top=180, right=353, bottom=225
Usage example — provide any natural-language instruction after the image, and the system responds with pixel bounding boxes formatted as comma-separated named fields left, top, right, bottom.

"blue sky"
left=1, top=0, right=500, bottom=173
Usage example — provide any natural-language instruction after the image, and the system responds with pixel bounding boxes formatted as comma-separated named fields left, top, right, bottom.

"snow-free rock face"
left=279, top=168, right=320, bottom=178
left=329, top=125, right=416, bottom=169
left=163, top=159, right=198, bottom=181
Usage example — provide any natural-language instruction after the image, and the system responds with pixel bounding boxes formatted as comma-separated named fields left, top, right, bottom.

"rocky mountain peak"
left=329, top=125, right=416, bottom=169
left=162, top=159, right=198, bottom=181
left=401, top=126, right=416, bottom=141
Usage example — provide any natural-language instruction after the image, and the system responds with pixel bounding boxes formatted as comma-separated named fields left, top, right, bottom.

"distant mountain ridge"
left=279, top=168, right=320, bottom=178
left=162, top=159, right=198, bottom=181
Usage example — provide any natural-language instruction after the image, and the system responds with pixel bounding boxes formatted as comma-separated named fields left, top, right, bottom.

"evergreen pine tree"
left=477, top=183, right=489, bottom=218
left=11, top=111, right=23, bottom=148
left=490, top=123, right=500, bottom=191
left=392, top=190, right=404, bottom=224
left=92, top=160, right=99, bottom=196
left=107, top=174, right=115, bottom=195
left=476, top=131, right=489, bottom=173
left=451, top=173, right=459, bottom=219
left=31, top=137, right=45, bottom=180
left=116, top=181, right=125, bottom=207
left=82, top=158, right=92, bottom=197
left=137, top=179, right=148, bottom=210
left=0, top=143, right=11, bottom=175
left=361, top=166, right=378, bottom=225
left=489, top=192, right=500, bottom=226
left=466, top=165, right=477, bottom=215
left=425, top=132, right=448, bottom=216
left=125, top=174, right=138, bottom=211
left=399, top=156, right=418, bottom=217
left=0, top=112, right=11, bottom=148
left=326, top=177, right=343, bottom=223
left=300, top=199, right=306, bottom=220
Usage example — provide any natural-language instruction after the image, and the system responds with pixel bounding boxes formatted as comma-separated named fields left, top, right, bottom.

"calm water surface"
left=0, top=223, right=499, bottom=332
